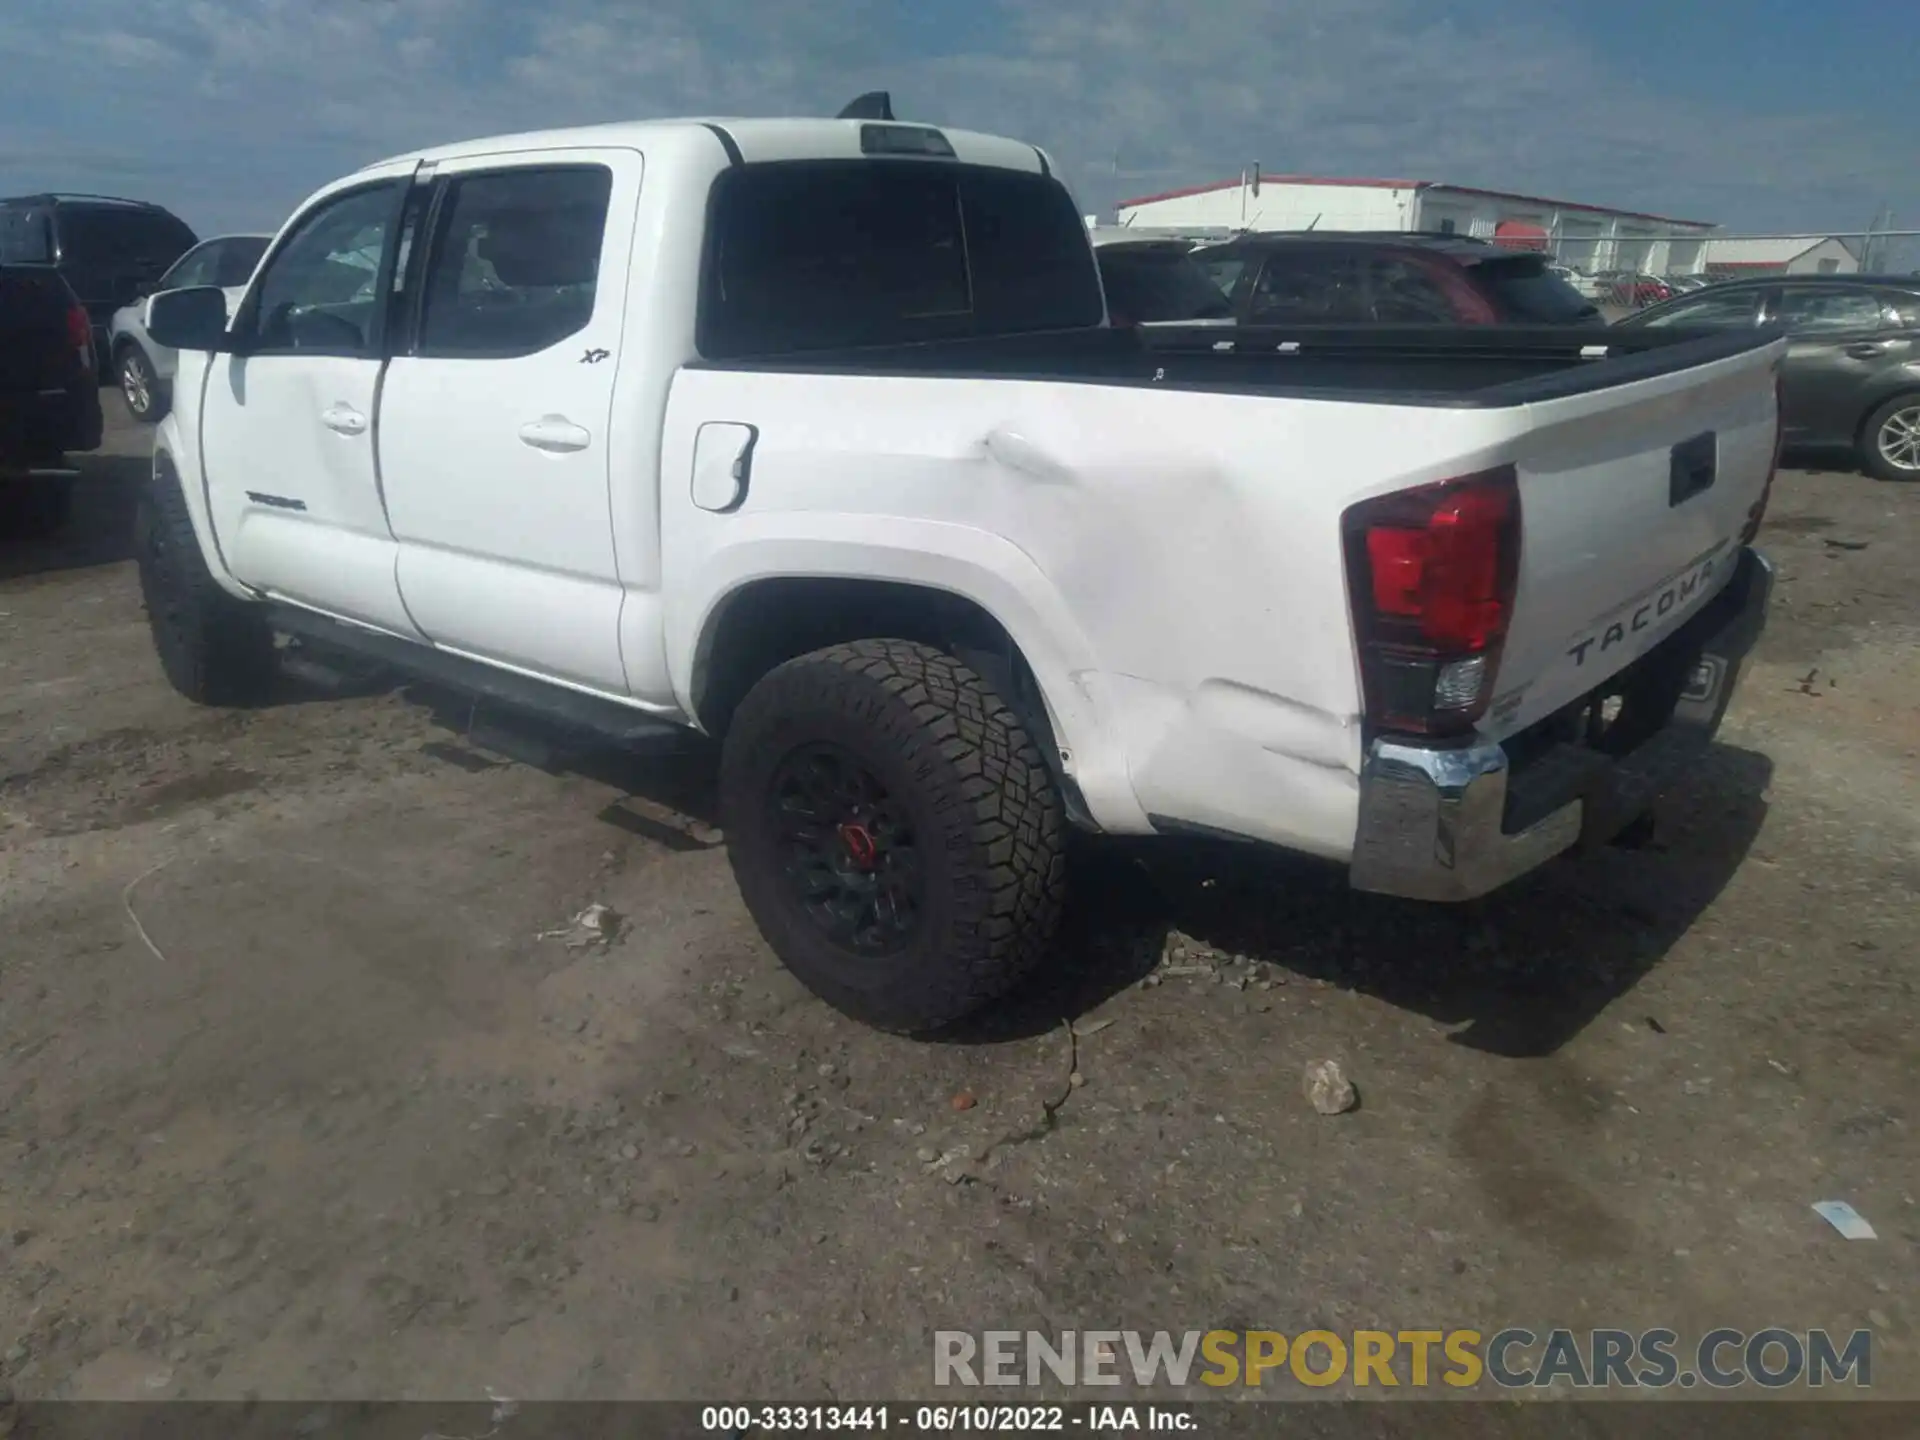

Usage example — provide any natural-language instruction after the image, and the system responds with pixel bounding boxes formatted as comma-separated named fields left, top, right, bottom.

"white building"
left=1113, top=173, right=1720, bottom=275
left=1701, top=236, right=1860, bottom=277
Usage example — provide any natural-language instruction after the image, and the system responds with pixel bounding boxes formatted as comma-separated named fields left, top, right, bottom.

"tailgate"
left=0, top=268, right=74, bottom=392
left=1482, top=335, right=1784, bottom=738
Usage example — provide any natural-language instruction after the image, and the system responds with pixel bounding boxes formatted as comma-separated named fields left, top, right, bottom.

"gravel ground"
left=1, top=398, right=1915, bottom=1404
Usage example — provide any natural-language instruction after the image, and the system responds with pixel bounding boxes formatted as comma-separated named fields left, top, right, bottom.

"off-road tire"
left=1, top=475, right=74, bottom=539
left=136, top=463, right=276, bottom=705
left=1860, top=392, right=1920, bottom=482
left=720, top=639, right=1067, bottom=1033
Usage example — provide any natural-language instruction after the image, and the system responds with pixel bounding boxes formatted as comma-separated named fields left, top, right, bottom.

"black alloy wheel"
left=768, top=741, right=923, bottom=955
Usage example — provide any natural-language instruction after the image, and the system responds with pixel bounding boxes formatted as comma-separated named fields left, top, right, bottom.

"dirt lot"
left=1, top=398, right=1916, bottom=1404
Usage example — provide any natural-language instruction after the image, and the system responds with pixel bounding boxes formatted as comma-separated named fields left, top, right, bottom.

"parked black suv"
left=2, top=264, right=102, bottom=536
left=0, top=193, right=197, bottom=372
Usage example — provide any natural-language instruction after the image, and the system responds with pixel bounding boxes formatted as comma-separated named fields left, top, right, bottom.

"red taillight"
left=1343, top=467, right=1521, bottom=735
left=65, top=302, right=91, bottom=365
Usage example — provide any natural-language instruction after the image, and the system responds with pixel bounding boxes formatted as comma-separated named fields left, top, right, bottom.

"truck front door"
left=199, top=170, right=421, bottom=636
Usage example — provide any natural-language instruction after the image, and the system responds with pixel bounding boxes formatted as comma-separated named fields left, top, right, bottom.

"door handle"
left=518, top=416, right=591, bottom=453
left=321, top=404, right=367, bottom=436
left=1846, top=341, right=1894, bottom=359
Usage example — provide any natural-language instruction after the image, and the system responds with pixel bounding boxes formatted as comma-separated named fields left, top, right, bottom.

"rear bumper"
left=1349, top=546, right=1773, bottom=902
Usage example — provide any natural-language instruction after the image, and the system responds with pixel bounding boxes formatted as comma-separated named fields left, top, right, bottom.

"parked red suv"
left=1097, top=231, right=1604, bottom=328
left=1594, top=270, right=1675, bottom=309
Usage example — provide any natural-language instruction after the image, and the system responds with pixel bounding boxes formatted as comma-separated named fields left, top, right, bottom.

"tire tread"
left=721, top=638, right=1067, bottom=1032
left=138, top=464, right=275, bottom=705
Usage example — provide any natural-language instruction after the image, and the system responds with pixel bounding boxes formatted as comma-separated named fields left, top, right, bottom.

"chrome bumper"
left=1350, top=547, right=1773, bottom=903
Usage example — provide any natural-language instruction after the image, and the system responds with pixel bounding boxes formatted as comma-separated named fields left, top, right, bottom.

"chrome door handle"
left=321, top=404, right=368, bottom=436
left=1845, top=341, right=1894, bottom=359
left=518, top=416, right=591, bottom=453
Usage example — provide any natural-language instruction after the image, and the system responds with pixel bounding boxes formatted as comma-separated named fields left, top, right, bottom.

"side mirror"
left=146, top=286, right=231, bottom=353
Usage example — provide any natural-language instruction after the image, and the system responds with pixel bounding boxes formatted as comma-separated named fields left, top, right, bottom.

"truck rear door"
left=376, top=150, right=639, bottom=697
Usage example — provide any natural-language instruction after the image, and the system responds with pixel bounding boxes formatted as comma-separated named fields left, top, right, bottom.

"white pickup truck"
left=139, top=99, right=1783, bottom=1033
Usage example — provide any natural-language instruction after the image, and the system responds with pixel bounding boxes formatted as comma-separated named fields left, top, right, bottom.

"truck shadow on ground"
left=398, top=688, right=1772, bottom=1060
left=406, top=689, right=728, bottom=851
left=955, top=744, right=1774, bottom=1057
left=0, top=453, right=147, bottom=582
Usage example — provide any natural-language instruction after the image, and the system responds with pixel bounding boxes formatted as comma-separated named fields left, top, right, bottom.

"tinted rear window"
left=1098, top=248, right=1234, bottom=323
left=0, top=204, right=54, bottom=263
left=57, top=207, right=197, bottom=267
left=1472, top=256, right=1599, bottom=322
left=698, top=161, right=1104, bottom=358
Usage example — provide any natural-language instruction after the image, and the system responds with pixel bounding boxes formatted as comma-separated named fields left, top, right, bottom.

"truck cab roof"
left=364, top=116, right=1052, bottom=177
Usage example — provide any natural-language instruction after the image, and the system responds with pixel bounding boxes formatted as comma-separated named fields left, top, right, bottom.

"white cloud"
left=1, top=0, right=1910, bottom=249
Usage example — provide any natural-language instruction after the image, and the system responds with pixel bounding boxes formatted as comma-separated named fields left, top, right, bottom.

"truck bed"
left=667, top=311, right=1783, bottom=850
left=689, top=323, right=1780, bottom=407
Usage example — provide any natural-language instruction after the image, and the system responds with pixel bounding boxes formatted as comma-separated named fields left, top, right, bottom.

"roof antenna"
left=837, top=91, right=895, bottom=121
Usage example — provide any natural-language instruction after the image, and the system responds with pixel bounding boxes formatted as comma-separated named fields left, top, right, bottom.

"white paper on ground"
left=1811, top=1201, right=1877, bottom=1240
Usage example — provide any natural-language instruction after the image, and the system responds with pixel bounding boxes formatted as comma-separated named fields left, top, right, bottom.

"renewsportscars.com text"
left=934, top=1328, right=1872, bottom=1390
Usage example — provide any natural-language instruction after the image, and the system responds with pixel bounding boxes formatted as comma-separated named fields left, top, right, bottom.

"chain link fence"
left=1522, top=228, right=1920, bottom=316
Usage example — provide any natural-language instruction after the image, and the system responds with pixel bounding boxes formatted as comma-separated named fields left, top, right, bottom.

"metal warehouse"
left=1114, top=172, right=1718, bottom=275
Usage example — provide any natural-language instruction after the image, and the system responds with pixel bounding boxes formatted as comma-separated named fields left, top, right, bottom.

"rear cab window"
left=697, top=160, right=1103, bottom=358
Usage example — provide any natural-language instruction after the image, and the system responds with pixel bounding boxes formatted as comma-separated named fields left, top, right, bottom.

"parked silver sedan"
left=107, top=233, right=268, bottom=422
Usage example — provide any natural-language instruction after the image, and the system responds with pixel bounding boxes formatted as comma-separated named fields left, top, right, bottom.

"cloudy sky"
left=2, top=0, right=1914, bottom=252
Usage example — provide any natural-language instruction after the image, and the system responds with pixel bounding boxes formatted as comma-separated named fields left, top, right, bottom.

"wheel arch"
left=689, top=574, right=1103, bottom=828
left=150, top=441, right=252, bottom=603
